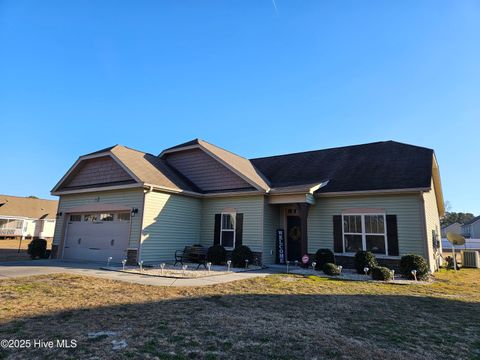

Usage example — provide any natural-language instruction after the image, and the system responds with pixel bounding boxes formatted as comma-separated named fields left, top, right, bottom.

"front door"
left=286, top=215, right=302, bottom=262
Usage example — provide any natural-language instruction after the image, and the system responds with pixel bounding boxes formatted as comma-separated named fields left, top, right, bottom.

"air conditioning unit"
left=462, top=251, right=480, bottom=268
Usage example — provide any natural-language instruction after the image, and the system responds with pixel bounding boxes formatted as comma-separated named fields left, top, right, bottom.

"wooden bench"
left=174, top=245, right=208, bottom=269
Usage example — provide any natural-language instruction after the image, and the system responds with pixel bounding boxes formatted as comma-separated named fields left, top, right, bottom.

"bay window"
left=342, top=214, right=387, bottom=255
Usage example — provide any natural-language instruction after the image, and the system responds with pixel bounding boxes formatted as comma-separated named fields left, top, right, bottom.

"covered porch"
left=0, top=218, right=25, bottom=238
left=267, top=182, right=326, bottom=264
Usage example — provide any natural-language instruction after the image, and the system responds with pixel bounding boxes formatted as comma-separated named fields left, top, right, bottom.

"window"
left=343, top=215, right=363, bottom=253
left=99, top=213, right=114, bottom=221
left=221, top=213, right=236, bottom=249
left=0, top=219, right=22, bottom=229
left=117, top=213, right=131, bottom=221
left=342, top=214, right=387, bottom=255
left=69, top=215, right=81, bottom=222
left=84, top=214, right=97, bottom=222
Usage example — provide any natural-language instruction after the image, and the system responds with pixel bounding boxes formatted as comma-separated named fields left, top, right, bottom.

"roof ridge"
left=0, top=194, right=57, bottom=202
left=198, top=139, right=251, bottom=161
left=115, top=145, right=166, bottom=158
left=464, top=215, right=480, bottom=225
left=250, top=140, right=433, bottom=161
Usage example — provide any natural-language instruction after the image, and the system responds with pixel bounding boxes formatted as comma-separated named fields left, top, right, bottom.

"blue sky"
left=0, top=1, right=479, bottom=214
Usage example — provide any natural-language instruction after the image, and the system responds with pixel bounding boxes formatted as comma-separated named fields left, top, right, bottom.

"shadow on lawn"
left=1, top=293, right=479, bottom=360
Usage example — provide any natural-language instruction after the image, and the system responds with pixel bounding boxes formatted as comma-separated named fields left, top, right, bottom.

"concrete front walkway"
left=0, top=260, right=276, bottom=287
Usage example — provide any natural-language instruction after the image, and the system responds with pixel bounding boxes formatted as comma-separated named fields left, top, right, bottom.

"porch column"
left=296, top=203, right=310, bottom=256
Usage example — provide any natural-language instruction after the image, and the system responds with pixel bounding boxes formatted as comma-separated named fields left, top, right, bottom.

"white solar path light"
left=411, top=270, right=417, bottom=281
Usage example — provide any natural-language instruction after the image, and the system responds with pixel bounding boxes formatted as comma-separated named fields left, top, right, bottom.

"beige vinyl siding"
left=263, top=199, right=281, bottom=264
left=308, top=194, right=426, bottom=258
left=52, top=188, right=144, bottom=248
left=200, top=196, right=264, bottom=252
left=423, top=178, right=442, bottom=271
left=140, top=191, right=201, bottom=262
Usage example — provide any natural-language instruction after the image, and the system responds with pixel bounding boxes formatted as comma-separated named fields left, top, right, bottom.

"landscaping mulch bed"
left=103, top=263, right=263, bottom=278
left=289, top=267, right=432, bottom=284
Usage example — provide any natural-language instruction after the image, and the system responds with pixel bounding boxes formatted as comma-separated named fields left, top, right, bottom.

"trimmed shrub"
left=371, top=266, right=393, bottom=281
left=323, top=262, right=341, bottom=276
left=354, top=251, right=378, bottom=274
left=400, top=254, right=429, bottom=281
left=207, top=245, right=227, bottom=265
left=231, top=245, right=254, bottom=268
left=27, top=238, right=47, bottom=259
left=314, top=249, right=335, bottom=270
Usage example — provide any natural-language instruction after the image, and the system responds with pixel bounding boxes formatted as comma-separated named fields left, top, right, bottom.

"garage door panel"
left=63, top=213, right=130, bottom=263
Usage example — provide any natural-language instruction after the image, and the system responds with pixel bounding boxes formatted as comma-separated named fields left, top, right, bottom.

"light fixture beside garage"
left=131, top=208, right=138, bottom=217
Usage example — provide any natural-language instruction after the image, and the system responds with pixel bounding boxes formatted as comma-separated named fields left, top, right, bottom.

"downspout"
left=419, top=192, right=434, bottom=271
left=136, top=185, right=152, bottom=263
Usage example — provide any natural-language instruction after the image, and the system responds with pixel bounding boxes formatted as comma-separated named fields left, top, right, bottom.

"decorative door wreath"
left=288, top=226, right=301, bottom=241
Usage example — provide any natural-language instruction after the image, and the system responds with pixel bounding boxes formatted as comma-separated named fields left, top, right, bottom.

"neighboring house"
left=441, top=238, right=480, bottom=255
left=461, top=216, right=480, bottom=238
left=0, top=195, right=58, bottom=240
left=51, top=140, right=444, bottom=272
left=441, top=222, right=463, bottom=238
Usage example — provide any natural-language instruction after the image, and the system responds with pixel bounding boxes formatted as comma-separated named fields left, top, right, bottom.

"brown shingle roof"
left=0, top=195, right=58, bottom=219
left=161, top=139, right=270, bottom=191
left=110, top=145, right=199, bottom=192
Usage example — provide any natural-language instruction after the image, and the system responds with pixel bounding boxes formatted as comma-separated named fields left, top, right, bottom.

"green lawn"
left=0, top=269, right=479, bottom=359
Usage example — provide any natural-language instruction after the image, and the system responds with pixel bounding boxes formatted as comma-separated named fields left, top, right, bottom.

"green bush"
left=354, top=251, right=378, bottom=274
left=231, top=245, right=254, bottom=268
left=27, top=238, right=47, bottom=259
left=400, top=254, right=429, bottom=281
left=371, top=266, right=393, bottom=281
left=314, top=249, right=335, bottom=270
left=323, top=262, right=341, bottom=276
left=207, top=245, right=227, bottom=265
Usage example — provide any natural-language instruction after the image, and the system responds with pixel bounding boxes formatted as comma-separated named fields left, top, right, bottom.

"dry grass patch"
left=0, top=269, right=479, bottom=359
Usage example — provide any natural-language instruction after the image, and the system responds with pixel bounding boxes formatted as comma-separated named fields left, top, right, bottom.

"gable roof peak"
left=464, top=215, right=480, bottom=226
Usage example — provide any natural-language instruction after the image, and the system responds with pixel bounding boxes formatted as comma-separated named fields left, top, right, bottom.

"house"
left=441, top=222, right=463, bottom=238
left=441, top=238, right=480, bottom=256
left=50, top=140, right=444, bottom=272
left=0, top=195, right=58, bottom=240
left=461, top=216, right=480, bottom=238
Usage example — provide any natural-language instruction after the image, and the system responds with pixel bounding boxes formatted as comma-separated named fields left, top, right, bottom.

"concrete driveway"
left=0, top=260, right=275, bottom=287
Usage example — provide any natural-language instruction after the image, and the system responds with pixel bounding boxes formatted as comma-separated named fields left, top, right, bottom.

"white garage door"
left=63, top=212, right=131, bottom=263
